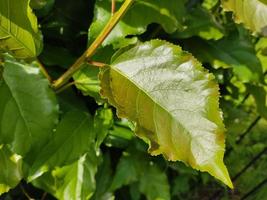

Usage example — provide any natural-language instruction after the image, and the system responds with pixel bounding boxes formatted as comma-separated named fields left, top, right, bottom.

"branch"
left=52, top=0, right=134, bottom=90
left=241, top=178, right=267, bottom=200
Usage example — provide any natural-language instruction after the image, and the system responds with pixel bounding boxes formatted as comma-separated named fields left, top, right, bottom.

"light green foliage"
left=94, top=107, right=113, bottom=149
left=100, top=40, right=232, bottom=188
left=73, top=64, right=102, bottom=101
left=89, top=0, right=186, bottom=48
left=0, top=0, right=42, bottom=58
left=0, top=55, right=58, bottom=156
left=33, top=153, right=98, bottom=200
left=0, top=145, right=22, bottom=195
left=222, top=0, right=267, bottom=36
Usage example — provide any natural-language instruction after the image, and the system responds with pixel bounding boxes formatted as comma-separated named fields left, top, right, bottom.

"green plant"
left=1, top=0, right=267, bottom=199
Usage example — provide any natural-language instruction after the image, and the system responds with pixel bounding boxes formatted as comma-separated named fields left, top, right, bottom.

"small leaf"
left=94, top=107, right=113, bottom=150
left=28, top=111, right=94, bottom=180
left=0, top=0, right=43, bottom=58
left=0, top=55, right=58, bottom=156
left=100, top=40, right=233, bottom=188
left=222, top=0, right=267, bottom=36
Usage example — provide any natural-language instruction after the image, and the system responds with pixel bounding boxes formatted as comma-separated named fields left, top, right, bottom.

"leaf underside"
left=100, top=40, right=233, bottom=188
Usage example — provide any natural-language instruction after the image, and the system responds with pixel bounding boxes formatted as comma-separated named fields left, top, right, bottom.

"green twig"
left=52, top=0, right=134, bottom=90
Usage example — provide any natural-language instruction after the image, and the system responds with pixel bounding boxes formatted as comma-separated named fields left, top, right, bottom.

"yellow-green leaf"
left=100, top=40, right=233, bottom=188
left=0, top=0, right=42, bottom=58
left=222, top=0, right=267, bottom=36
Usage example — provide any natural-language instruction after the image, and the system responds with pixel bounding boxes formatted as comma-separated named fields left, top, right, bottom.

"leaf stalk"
left=52, top=0, right=134, bottom=90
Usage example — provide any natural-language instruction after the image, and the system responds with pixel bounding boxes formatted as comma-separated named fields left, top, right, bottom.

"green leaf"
left=139, top=163, right=170, bottom=200
left=33, top=152, right=98, bottom=200
left=173, top=6, right=224, bottom=40
left=94, top=107, right=113, bottom=150
left=111, top=149, right=170, bottom=200
left=0, top=55, right=58, bottom=156
left=53, top=153, right=98, bottom=200
left=110, top=152, right=139, bottom=191
left=73, top=64, right=103, bottom=102
left=246, top=84, right=267, bottom=119
left=0, top=145, right=23, bottom=195
left=0, top=0, right=42, bottom=58
left=28, top=111, right=94, bottom=181
left=100, top=39, right=233, bottom=188
left=222, top=0, right=267, bottom=36
left=89, top=0, right=186, bottom=48
left=184, top=31, right=263, bottom=83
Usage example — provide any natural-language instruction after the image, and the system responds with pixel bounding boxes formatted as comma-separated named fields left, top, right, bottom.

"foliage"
left=0, top=0, right=267, bottom=199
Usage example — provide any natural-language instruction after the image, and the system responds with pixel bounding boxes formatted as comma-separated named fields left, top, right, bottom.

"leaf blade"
left=100, top=40, right=233, bottom=188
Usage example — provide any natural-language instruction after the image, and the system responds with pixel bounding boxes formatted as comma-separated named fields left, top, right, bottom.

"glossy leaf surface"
left=100, top=40, right=233, bottom=188
left=0, top=55, right=58, bottom=156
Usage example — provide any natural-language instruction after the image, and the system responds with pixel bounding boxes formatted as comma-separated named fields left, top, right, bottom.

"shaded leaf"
left=183, top=31, right=263, bottom=83
left=0, top=55, right=58, bottom=156
left=0, top=145, right=23, bottom=195
left=100, top=40, right=233, bottom=187
left=111, top=149, right=170, bottom=200
left=0, top=0, right=42, bottom=58
left=222, top=0, right=267, bottom=36
left=94, top=107, right=113, bottom=150
left=173, top=6, right=224, bottom=40
left=28, top=111, right=94, bottom=180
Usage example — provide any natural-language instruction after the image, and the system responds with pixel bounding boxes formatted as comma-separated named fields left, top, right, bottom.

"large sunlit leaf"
left=0, top=0, right=42, bottom=58
left=100, top=40, right=233, bottom=188
left=0, top=55, right=58, bottom=156
left=222, top=0, right=267, bottom=36
left=0, top=145, right=23, bottom=195
left=28, top=111, right=94, bottom=181
left=89, top=0, right=186, bottom=48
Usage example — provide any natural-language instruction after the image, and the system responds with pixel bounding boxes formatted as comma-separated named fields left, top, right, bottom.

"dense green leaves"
left=1, top=0, right=267, bottom=199
left=100, top=40, right=232, bottom=188
left=111, top=150, right=170, bottom=200
left=184, top=31, right=263, bottom=83
left=222, top=0, right=267, bottom=36
left=0, top=55, right=58, bottom=156
left=28, top=111, right=94, bottom=180
left=0, top=0, right=42, bottom=58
